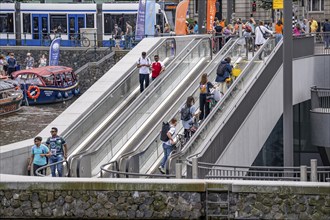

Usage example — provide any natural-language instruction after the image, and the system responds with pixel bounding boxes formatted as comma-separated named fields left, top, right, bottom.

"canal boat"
left=12, top=66, right=79, bottom=105
left=0, top=80, right=23, bottom=115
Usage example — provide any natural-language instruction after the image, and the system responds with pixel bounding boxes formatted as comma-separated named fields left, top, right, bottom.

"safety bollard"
left=300, top=165, right=307, bottom=181
left=175, top=163, right=182, bottom=179
left=310, top=159, right=318, bottom=182
left=192, top=157, right=198, bottom=179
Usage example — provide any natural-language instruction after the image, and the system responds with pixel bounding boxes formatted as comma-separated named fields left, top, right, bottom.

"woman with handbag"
left=255, top=21, right=273, bottom=60
left=199, top=73, right=214, bottom=121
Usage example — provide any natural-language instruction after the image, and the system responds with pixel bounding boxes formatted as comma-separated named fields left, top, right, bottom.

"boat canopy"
left=12, top=66, right=73, bottom=78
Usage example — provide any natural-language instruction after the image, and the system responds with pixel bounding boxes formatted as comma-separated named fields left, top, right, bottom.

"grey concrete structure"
left=216, top=54, right=330, bottom=167
left=189, top=0, right=330, bottom=23
left=0, top=35, right=209, bottom=175
left=0, top=175, right=329, bottom=219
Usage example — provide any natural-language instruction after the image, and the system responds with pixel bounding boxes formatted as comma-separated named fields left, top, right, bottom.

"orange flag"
left=175, top=0, right=190, bottom=35
left=207, top=0, right=216, bottom=32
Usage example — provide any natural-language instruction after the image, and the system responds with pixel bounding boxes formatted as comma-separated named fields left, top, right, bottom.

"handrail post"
left=175, top=163, right=182, bottom=179
left=300, top=165, right=307, bottom=181
left=310, top=159, right=318, bottom=182
left=192, top=157, right=198, bottom=179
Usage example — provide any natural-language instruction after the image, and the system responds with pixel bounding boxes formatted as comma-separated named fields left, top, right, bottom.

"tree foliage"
left=258, top=0, right=273, bottom=11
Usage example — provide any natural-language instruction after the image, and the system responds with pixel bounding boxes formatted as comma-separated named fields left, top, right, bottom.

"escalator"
left=105, top=37, right=255, bottom=177
left=65, top=38, right=179, bottom=176
left=171, top=38, right=281, bottom=178
left=72, top=37, right=213, bottom=177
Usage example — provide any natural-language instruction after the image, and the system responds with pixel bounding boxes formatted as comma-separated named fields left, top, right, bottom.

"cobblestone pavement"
left=0, top=98, right=77, bottom=146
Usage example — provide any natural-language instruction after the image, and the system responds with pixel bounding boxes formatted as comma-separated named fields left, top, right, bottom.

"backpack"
left=181, top=105, right=191, bottom=121
left=245, top=24, right=252, bottom=33
left=160, top=122, right=170, bottom=142
left=217, top=63, right=227, bottom=77
left=138, top=57, right=151, bottom=65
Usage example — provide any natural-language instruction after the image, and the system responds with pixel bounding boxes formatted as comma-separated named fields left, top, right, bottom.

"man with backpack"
left=159, top=118, right=177, bottom=174
left=137, top=51, right=151, bottom=93
left=215, top=57, right=232, bottom=94
left=151, top=54, right=165, bottom=81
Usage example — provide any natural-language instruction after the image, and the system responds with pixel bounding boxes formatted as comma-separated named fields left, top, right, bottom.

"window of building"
left=86, top=14, right=94, bottom=28
left=23, top=13, right=31, bottom=33
left=308, top=0, right=324, bottom=11
left=50, top=14, right=67, bottom=34
left=0, top=13, right=14, bottom=33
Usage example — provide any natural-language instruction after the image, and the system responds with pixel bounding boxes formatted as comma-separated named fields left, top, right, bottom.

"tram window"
left=23, top=13, right=31, bottom=33
left=104, top=14, right=111, bottom=34
left=86, top=14, right=94, bottom=28
left=50, top=14, right=67, bottom=34
left=0, top=13, right=14, bottom=33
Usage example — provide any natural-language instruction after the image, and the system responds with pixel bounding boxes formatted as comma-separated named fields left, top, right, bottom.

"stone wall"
left=0, top=175, right=329, bottom=219
left=0, top=46, right=113, bottom=71
left=0, top=46, right=128, bottom=93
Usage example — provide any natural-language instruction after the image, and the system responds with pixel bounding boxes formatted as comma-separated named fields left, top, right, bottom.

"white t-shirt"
left=165, top=126, right=176, bottom=146
left=137, top=57, right=151, bottom=74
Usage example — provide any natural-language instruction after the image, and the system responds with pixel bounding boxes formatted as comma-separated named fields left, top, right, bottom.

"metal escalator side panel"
left=183, top=39, right=283, bottom=178
left=116, top=38, right=241, bottom=176
left=76, top=37, right=211, bottom=177
left=67, top=38, right=176, bottom=177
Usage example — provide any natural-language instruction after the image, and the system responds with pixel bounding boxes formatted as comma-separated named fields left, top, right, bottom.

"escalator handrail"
left=183, top=38, right=283, bottom=164
left=66, top=38, right=174, bottom=175
left=75, top=37, right=211, bottom=177
left=110, top=38, right=240, bottom=174
left=62, top=38, right=174, bottom=139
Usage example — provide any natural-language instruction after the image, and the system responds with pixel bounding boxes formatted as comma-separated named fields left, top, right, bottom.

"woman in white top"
left=255, top=21, right=273, bottom=46
left=39, top=54, right=47, bottom=67
left=255, top=21, right=273, bottom=59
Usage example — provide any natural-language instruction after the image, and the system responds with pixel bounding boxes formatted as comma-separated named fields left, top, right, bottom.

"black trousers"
left=33, top=164, right=46, bottom=176
left=199, top=94, right=210, bottom=120
left=139, top=74, right=150, bottom=93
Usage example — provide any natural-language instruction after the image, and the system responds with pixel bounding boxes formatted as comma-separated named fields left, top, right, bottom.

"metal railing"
left=187, top=158, right=330, bottom=182
left=35, top=160, right=68, bottom=177
left=66, top=37, right=176, bottom=177
left=166, top=37, right=278, bottom=175
left=74, top=37, right=211, bottom=177
left=109, top=37, right=238, bottom=178
left=311, top=86, right=330, bottom=113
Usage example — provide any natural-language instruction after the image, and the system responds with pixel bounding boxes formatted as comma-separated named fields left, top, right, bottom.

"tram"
left=0, top=2, right=168, bottom=47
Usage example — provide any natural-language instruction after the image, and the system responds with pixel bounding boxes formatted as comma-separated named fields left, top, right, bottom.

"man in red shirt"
left=151, top=55, right=165, bottom=81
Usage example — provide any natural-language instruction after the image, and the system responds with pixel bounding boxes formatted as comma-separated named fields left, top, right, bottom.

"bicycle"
left=70, top=32, right=90, bottom=47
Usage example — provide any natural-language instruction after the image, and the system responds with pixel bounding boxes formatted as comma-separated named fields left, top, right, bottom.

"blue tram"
left=0, top=2, right=171, bottom=47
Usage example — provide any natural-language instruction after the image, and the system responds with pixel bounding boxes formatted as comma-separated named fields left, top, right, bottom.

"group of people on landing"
left=28, top=127, right=68, bottom=177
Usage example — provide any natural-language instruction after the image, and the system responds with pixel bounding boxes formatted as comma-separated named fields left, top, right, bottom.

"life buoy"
left=27, top=85, right=41, bottom=100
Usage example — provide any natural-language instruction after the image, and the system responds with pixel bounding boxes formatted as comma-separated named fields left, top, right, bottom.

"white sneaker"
left=158, top=166, right=165, bottom=174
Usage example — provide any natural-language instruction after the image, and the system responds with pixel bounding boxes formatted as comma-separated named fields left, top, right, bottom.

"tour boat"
left=12, top=66, right=79, bottom=105
left=0, top=80, right=23, bottom=115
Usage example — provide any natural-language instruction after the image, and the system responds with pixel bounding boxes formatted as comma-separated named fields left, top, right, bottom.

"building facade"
left=188, top=0, right=330, bottom=23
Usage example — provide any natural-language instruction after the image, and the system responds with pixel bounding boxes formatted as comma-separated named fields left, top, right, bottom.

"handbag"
left=259, top=26, right=268, bottom=40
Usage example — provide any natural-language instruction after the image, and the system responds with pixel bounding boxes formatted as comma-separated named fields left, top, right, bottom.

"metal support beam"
left=227, top=0, right=233, bottom=25
left=300, top=166, right=307, bottom=181
left=175, top=163, right=182, bottom=179
left=310, top=159, right=318, bottom=182
left=283, top=0, right=293, bottom=167
left=198, top=0, right=206, bottom=34
left=192, top=157, right=199, bottom=179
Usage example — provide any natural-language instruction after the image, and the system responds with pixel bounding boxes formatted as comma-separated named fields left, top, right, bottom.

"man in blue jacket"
left=323, top=19, right=330, bottom=49
left=215, top=57, right=232, bottom=94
